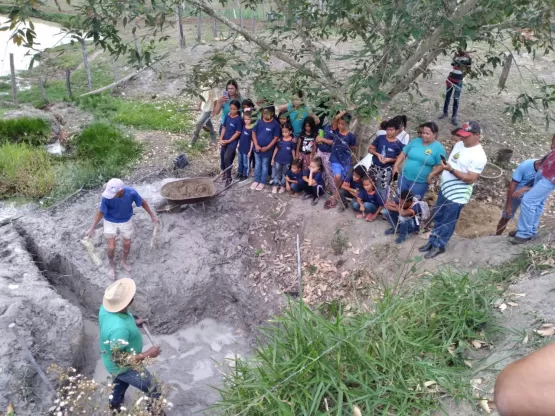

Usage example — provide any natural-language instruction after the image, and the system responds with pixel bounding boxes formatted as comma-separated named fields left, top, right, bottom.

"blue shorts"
left=501, top=197, right=522, bottom=220
left=331, top=162, right=349, bottom=179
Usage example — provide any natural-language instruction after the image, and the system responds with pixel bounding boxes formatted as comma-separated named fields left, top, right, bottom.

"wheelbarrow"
left=155, top=166, right=237, bottom=213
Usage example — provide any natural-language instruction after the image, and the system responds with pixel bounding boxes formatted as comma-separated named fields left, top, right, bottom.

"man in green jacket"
left=99, top=278, right=162, bottom=413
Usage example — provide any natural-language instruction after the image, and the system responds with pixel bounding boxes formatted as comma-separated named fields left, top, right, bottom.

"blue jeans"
left=501, top=197, right=522, bottom=220
left=271, top=162, right=289, bottom=186
left=111, top=369, right=161, bottom=407
left=516, top=172, right=555, bottom=238
left=386, top=210, right=420, bottom=236
left=398, top=175, right=429, bottom=199
left=237, top=151, right=249, bottom=177
left=443, top=80, right=463, bottom=118
left=290, top=182, right=303, bottom=193
left=254, top=153, right=271, bottom=184
left=428, top=191, right=464, bottom=249
left=351, top=201, right=378, bottom=214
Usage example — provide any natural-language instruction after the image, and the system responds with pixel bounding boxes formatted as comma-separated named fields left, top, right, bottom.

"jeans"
left=111, top=369, right=161, bottom=407
left=271, top=162, right=289, bottom=186
left=351, top=201, right=378, bottom=214
left=428, top=191, right=464, bottom=249
left=386, top=210, right=420, bottom=236
left=398, top=175, right=429, bottom=200
left=516, top=172, right=555, bottom=238
left=254, top=153, right=271, bottom=184
left=220, top=142, right=238, bottom=179
left=290, top=182, right=303, bottom=193
left=443, top=80, right=463, bottom=119
left=192, top=111, right=216, bottom=144
left=237, top=151, right=250, bottom=177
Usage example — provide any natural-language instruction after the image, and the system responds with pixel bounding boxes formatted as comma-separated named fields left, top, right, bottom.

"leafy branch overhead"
left=2, top=0, right=555, bottom=120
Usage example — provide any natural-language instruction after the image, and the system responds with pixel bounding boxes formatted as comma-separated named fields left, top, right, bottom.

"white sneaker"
left=250, top=182, right=259, bottom=190
left=272, top=186, right=278, bottom=194
left=278, top=187, right=285, bottom=194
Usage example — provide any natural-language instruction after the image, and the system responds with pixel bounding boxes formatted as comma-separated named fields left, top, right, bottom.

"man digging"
left=99, top=277, right=164, bottom=414
left=87, top=178, right=159, bottom=278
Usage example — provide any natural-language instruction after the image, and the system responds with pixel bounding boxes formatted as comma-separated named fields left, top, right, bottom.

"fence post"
left=79, top=38, right=93, bottom=92
left=9, top=53, right=17, bottom=104
left=177, top=2, right=186, bottom=48
left=197, top=14, right=202, bottom=42
left=113, top=58, right=118, bottom=82
left=65, top=69, right=72, bottom=98
left=239, top=2, right=243, bottom=28
left=213, top=18, right=217, bottom=38
left=498, top=52, right=513, bottom=89
left=252, top=15, right=255, bottom=32
left=39, top=77, right=48, bottom=103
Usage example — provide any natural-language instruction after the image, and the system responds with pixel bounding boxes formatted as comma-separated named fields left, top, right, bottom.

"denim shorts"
left=331, top=162, right=349, bottom=179
left=501, top=197, right=522, bottom=220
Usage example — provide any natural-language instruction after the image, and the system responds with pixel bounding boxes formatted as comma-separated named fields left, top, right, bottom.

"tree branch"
left=185, top=0, right=346, bottom=103
left=382, top=0, right=480, bottom=96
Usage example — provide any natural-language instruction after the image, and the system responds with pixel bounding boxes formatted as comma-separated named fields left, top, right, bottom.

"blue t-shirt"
left=512, top=159, right=538, bottom=190
left=238, top=126, right=253, bottom=154
left=274, top=138, right=296, bottom=165
left=100, top=187, right=142, bottom=223
left=402, top=138, right=446, bottom=183
left=303, top=169, right=325, bottom=189
left=317, top=125, right=335, bottom=153
left=343, top=174, right=363, bottom=191
left=330, top=130, right=356, bottom=166
left=287, top=103, right=309, bottom=136
left=254, top=118, right=281, bottom=157
left=357, top=189, right=384, bottom=206
left=286, top=169, right=304, bottom=184
left=221, top=96, right=244, bottom=123
left=223, top=114, right=244, bottom=142
left=372, top=135, right=404, bottom=168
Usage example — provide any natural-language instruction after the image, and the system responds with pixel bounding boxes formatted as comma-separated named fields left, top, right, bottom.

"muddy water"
left=92, top=319, right=248, bottom=415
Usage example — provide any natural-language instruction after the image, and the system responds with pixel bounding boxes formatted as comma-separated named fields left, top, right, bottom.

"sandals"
left=324, top=199, right=337, bottom=210
left=355, top=213, right=365, bottom=219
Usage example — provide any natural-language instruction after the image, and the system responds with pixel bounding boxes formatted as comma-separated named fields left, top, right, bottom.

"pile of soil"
left=162, top=180, right=214, bottom=200
left=456, top=200, right=505, bottom=238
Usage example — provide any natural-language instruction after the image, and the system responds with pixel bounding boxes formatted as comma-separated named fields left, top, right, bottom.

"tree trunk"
left=39, top=77, right=48, bottom=103
left=197, top=14, right=202, bottom=42
left=498, top=52, right=513, bottom=89
left=52, top=0, right=62, bottom=12
left=65, top=69, right=72, bottom=98
left=9, top=53, right=17, bottom=105
left=213, top=18, right=217, bottom=38
left=133, top=22, right=140, bottom=58
left=79, top=38, right=93, bottom=91
left=177, top=3, right=186, bottom=48
left=239, top=2, right=243, bottom=28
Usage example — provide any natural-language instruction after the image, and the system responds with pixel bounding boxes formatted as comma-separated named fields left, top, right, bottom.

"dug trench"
left=5, top=179, right=282, bottom=415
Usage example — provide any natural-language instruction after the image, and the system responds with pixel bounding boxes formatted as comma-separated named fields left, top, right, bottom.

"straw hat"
left=103, top=278, right=136, bottom=313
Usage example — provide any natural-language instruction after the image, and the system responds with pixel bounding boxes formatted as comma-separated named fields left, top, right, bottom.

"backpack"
left=412, top=198, right=430, bottom=225
left=174, top=154, right=189, bottom=170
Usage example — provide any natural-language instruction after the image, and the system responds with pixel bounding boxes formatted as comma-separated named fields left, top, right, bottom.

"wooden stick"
left=150, top=222, right=159, bottom=248
left=81, top=237, right=101, bottom=266
left=296, top=233, right=302, bottom=298
left=9, top=54, right=17, bottom=104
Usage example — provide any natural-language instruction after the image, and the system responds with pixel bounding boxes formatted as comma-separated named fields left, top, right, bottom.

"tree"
left=2, top=0, right=555, bottom=128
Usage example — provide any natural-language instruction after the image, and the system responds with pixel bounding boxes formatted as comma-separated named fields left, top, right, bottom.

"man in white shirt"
left=192, top=85, right=218, bottom=144
left=420, top=121, right=487, bottom=258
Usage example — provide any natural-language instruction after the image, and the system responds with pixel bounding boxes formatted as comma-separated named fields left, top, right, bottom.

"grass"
left=214, top=248, right=555, bottom=415
left=0, top=143, right=56, bottom=198
left=76, top=95, right=192, bottom=133
left=0, top=4, right=73, bottom=26
left=0, top=117, right=51, bottom=146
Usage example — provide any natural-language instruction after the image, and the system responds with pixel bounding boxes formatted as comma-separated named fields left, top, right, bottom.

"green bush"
left=0, top=143, right=55, bottom=198
left=215, top=269, right=499, bottom=415
left=0, top=117, right=51, bottom=146
left=73, top=122, right=142, bottom=168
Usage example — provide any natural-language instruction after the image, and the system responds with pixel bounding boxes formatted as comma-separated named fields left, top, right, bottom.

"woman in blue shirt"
left=212, top=80, right=243, bottom=133
left=277, top=90, right=320, bottom=138
left=392, top=122, right=446, bottom=200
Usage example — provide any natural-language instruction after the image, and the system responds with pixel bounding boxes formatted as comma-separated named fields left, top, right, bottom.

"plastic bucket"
left=496, top=148, right=514, bottom=164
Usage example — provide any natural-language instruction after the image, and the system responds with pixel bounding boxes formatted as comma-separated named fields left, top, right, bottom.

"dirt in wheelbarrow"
left=163, top=181, right=214, bottom=199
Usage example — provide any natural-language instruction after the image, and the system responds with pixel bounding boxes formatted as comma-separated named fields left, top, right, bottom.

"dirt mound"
left=0, top=225, right=83, bottom=415
left=456, top=200, right=505, bottom=238
left=161, top=179, right=214, bottom=200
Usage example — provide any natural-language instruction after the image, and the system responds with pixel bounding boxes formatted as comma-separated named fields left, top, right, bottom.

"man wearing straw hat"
left=99, top=278, right=163, bottom=413
left=86, top=178, right=159, bottom=278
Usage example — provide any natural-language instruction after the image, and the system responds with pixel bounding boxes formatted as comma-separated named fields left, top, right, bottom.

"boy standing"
left=439, top=51, right=472, bottom=126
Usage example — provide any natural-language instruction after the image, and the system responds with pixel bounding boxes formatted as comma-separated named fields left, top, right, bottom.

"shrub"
left=0, top=117, right=51, bottom=146
left=0, top=143, right=55, bottom=198
left=215, top=269, right=499, bottom=415
left=73, top=122, right=142, bottom=168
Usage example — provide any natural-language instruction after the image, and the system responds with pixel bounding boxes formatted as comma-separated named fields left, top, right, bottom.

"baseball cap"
left=102, top=178, right=124, bottom=199
left=455, top=121, right=481, bottom=138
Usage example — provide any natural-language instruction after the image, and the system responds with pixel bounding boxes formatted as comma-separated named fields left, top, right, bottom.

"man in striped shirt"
left=439, top=51, right=472, bottom=126
left=420, top=121, right=487, bottom=259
